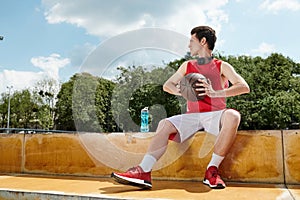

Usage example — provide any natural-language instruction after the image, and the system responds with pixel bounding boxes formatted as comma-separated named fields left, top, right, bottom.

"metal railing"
left=0, top=128, right=75, bottom=134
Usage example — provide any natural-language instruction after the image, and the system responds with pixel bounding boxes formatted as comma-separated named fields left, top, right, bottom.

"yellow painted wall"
left=0, top=134, right=23, bottom=173
left=0, top=131, right=299, bottom=184
left=283, top=130, right=300, bottom=184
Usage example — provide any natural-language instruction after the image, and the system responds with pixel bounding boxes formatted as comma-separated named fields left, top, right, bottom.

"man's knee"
left=157, top=119, right=176, bottom=134
left=222, top=109, right=241, bottom=125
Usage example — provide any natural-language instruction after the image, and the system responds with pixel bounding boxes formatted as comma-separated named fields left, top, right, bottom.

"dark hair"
left=190, top=26, right=217, bottom=50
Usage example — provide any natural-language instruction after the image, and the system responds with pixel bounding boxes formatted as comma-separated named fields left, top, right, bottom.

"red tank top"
left=186, top=59, right=228, bottom=113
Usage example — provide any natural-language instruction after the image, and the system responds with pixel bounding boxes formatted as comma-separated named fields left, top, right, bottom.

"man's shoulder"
left=213, top=58, right=223, bottom=63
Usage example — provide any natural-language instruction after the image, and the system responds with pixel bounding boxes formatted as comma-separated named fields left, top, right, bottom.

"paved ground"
left=0, top=174, right=299, bottom=200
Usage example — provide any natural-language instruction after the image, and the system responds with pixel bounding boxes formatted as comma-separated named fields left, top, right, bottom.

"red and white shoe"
left=111, top=166, right=152, bottom=189
left=203, top=166, right=226, bottom=189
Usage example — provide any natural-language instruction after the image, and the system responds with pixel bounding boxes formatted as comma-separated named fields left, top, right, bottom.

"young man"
left=111, top=26, right=250, bottom=189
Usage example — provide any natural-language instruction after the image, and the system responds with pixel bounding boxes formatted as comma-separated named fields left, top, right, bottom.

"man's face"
left=188, top=34, right=201, bottom=56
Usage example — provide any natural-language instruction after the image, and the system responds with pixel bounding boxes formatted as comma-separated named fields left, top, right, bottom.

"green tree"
left=33, top=78, right=60, bottom=129
left=222, top=53, right=300, bottom=129
left=95, top=76, right=117, bottom=132
left=8, top=89, right=37, bottom=129
left=112, top=65, right=185, bottom=132
left=0, top=93, right=8, bottom=128
left=55, top=72, right=116, bottom=132
left=114, top=53, right=300, bottom=131
left=51, top=53, right=300, bottom=131
left=54, top=76, right=75, bottom=131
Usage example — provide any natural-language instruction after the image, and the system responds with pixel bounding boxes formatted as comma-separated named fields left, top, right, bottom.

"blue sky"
left=1, top=0, right=300, bottom=93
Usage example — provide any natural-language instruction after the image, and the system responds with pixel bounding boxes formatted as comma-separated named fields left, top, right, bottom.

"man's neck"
left=197, top=56, right=213, bottom=65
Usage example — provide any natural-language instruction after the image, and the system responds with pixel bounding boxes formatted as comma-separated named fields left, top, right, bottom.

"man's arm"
left=218, top=61, right=250, bottom=97
left=197, top=61, right=250, bottom=98
left=163, top=61, right=188, bottom=96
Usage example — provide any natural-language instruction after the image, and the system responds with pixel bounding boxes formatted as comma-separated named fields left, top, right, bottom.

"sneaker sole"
left=111, top=173, right=152, bottom=189
left=203, top=179, right=225, bottom=189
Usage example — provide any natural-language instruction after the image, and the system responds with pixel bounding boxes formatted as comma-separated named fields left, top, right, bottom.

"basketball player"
left=112, top=26, right=250, bottom=189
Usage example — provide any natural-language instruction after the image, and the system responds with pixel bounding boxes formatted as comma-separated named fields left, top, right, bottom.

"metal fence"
left=0, top=128, right=75, bottom=134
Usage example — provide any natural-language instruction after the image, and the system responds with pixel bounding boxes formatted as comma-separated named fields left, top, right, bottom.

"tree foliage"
left=54, top=76, right=76, bottom=131
left=111, top=65, right=185, bottom=132
left=0, top=53, right=299, bottom=131
left=219, top=53, right=300, bottom=129
left=54, top=72, right=116, bottom=132
left=0, top=89, right=39, bottom=129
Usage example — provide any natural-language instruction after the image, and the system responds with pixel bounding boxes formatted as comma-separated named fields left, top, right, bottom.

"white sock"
left=207, top=153, right=224, bottom=169
left=139, top=154, right=157, bottom=172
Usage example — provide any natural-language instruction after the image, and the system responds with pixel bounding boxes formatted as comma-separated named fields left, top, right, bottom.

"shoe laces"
left=209, top=169, right=219, bottom=179
left=128, top=167, right=140, bottom=173
left=210, top=169, right=219, bottom=178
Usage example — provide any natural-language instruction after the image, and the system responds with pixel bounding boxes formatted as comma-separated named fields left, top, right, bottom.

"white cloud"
left=41, top=0, right=229, bottom=37
left=40, top=0, right=230, bottom=81
left=30, top=53, right=70, bottom=80
left=0, top=54, right=70, bottom=94
left=0, top=70, right=43, bottom=94
left=251, top=42, right=276, bottom=56
left=260, top=0, right=300, bottom=13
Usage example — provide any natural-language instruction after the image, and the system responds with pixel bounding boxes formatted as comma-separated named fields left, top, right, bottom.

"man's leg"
left=203, top=109, right=241, bottom=189
left=214, top=109, right=241, bottom=157
left=111, top=119, right=177, bottom=189
left=146, top=119, right=178, bottom=159
left=139, top=119, right=177, bottom=172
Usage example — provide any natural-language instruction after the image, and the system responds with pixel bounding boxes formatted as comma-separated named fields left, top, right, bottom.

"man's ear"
left=200, top=37, right=207, bottom=45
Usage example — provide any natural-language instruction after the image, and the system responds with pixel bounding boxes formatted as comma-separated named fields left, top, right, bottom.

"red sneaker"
left=111, top=166, right=152, bottom=189
left=203, top=166, right=226, bottom=189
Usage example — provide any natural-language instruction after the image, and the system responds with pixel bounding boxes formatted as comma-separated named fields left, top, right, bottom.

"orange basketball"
left=179, top=73, right=207, bottom=101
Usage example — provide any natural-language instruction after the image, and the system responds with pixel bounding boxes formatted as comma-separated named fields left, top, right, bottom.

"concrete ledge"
left=221, top=130, right=283, bottom=183
left=283, top=130, right=300, bottom=184
left=0, top=134, right=23, bottom=173
left=0, top=131, right=299, bottom=184
left=0, top=175, right=298, bottom=200
left=0, top=174, right=300, bottom=200
left=0, top=189, right=111, bottom=200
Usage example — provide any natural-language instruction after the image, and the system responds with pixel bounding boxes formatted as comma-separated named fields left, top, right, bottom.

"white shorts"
left=166, top=109, right=225, bottom=143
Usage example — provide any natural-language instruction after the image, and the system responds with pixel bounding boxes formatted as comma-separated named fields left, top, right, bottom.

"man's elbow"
left=162, top=83, right=168, bottom=92
left=243, top=83, right=250, bottom=94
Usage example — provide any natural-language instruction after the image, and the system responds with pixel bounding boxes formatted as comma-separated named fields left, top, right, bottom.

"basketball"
left=179, top=73, right=207, bottom=101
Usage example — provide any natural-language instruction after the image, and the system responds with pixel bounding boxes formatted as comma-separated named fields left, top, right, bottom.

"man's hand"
left=195, top=79, right=225, bottom=98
